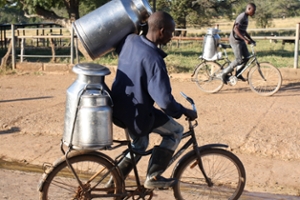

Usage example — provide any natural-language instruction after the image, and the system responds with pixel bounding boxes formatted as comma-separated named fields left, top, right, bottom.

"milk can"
left=202, top=28, right=221, bottom=60
left=73, top=0, right=153, bottom=60
left=62, top=63, right=113, bottom=150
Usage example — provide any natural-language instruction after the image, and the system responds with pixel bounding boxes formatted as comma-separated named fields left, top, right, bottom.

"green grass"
left=94, top=39, right=297, bottom=74
left=0, top=35, right=297, bottom=73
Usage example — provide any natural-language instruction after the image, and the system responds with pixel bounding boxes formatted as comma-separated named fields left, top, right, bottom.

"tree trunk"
left=1, top=40, right=13, bottom=69
left=63, top=0, right=80, bottom=21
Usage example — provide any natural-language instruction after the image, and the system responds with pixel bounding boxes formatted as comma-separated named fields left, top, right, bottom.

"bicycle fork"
left=256, top=62, right=267, bottom=81
left=187, top=120, right=214, bottom=187
left=193, top=144, right=214, bottom=187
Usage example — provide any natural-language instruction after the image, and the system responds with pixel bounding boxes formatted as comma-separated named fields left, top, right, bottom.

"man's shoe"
left=144, top=175, right=177, bottom=189
left=237, top=75, right=247, bottom=82
left=216, top=67, right=234, bottom=84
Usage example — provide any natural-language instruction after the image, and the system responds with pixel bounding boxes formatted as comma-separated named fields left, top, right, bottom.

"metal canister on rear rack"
left=202, top=28, right=221, bottom=60
left=62, top=63, right=113, bottom=150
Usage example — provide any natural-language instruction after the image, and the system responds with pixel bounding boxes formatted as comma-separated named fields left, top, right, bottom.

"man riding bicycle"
left=110, top=11, right=197, bottom=189
left=218, top=3, right=256, bottom=83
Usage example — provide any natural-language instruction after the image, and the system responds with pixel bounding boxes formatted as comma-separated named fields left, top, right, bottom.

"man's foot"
left=216, top=73, right=230, bottom=84
left=237, top=75, right=247, bottom=82
left=144, top=175, right=177, bottom=189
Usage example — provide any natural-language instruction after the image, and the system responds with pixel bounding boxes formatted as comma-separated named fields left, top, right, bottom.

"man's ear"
left=159, top=28, right=165, bottom=38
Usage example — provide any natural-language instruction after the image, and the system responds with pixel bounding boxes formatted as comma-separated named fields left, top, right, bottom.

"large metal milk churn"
left=202, top=28, right=221, bottom=60
left=62, top=63, right=113, bottom=150
left=73, top=0, right=153, bottom=60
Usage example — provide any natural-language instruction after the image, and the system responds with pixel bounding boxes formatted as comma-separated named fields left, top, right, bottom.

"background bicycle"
left=191, top=43, right=282, bottom=96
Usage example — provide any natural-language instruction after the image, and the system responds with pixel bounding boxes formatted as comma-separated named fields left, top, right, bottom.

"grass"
left=95, top=39, right=297, bottom=74
left=0, top=38, right=296, bottom=74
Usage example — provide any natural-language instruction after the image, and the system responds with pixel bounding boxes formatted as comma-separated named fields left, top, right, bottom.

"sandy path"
left=0, top=69, right=300, bottom=198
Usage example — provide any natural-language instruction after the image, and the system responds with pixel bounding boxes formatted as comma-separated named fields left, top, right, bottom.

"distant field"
left=186, top=17, right=300, bottom=34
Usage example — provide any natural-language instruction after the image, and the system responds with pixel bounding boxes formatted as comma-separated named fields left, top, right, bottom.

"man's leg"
left=106, top=130, right=149, bottom=188
left=236, top=42, right=250, bottom=81
left=218, top=37, right=245, bottom=83
left=144, top=117, right=183, bottom=189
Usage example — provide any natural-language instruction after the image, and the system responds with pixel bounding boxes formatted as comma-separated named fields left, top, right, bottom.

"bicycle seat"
left=219, top=43, right=231, bottom=49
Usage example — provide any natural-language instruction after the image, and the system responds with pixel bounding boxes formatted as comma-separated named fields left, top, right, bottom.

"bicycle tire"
left=39, top=153, right=123, bottom=200
left=193, top=61, right=224, bottom=94
left=248, top=62, right=282, bottom=96
left=173, top=148, right=246, bottom=200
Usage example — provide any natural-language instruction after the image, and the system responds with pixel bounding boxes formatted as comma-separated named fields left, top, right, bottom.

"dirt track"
left=0, top=68, right=300, bottom=198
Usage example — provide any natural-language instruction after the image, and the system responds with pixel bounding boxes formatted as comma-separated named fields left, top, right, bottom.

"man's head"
left=146, top=11, right=175, bottom=46
left=246, top=3, right=256, bottom=17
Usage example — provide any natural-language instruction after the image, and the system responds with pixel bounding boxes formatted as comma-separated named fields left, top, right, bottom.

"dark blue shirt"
left=111, top=34, right=185, bottom=136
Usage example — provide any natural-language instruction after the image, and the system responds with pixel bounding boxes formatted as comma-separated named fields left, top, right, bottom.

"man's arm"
left=234, top=25, right=255, bottom=44
left=233, top=25, right=251, bottom=44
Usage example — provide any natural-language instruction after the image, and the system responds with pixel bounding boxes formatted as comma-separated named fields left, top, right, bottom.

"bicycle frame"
left=107, top=117, right=228, bottom=192
left=219, top=44, right=269, bottom=81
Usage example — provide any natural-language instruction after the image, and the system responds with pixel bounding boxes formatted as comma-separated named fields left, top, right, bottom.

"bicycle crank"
left=228, top=76, right=238, bottom=86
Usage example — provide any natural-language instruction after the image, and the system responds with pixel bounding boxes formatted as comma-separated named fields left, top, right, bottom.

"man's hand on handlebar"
left=184, top=108, right=198, bottom=121
left=250, top=40, right=256, bottom=46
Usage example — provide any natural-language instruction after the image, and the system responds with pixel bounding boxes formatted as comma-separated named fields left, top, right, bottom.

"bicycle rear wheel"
left=193, top=61, right=224, bottom=94
left=248, top=62, right=282, bottom=96
left=39, top=153, right=123, bottom=200
left=173, top=148, right=246, bottom=200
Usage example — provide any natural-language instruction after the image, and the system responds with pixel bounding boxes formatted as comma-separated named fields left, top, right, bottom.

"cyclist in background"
left=218, top=3, right=256, bottom=83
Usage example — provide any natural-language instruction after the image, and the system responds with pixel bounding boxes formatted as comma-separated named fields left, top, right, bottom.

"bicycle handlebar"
left=180, top=92, right=197, bottom=112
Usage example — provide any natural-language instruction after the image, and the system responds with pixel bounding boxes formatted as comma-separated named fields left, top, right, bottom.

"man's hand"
left=244, top=39, right=251, bottom=45
left=251, top=40, right=256, bottom=46
left=184, top=108, right=198, bottom=121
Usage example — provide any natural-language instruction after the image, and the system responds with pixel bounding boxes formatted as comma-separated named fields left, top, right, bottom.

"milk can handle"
left=100, top=87, right=114, bottom=107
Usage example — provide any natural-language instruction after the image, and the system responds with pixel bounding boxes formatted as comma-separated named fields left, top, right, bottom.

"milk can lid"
left=72, top=63, right=111, bottom=76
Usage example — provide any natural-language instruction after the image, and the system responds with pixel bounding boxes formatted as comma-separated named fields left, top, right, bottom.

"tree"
left=273, top=0, right=300, bottom=18
left=0, top=6, right=42, bottom=24
left=156, top=0, right=238, bottom=32
left=0, top=0, right=109, bottom=28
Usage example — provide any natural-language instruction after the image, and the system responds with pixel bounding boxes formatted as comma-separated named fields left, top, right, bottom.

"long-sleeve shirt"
left=111, top=34, right=185, bottom=136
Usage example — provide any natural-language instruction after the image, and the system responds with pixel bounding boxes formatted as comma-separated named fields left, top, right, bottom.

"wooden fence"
left=3, top=24, right=78, bottom=69
left=1, top=23, right=300, bottom=69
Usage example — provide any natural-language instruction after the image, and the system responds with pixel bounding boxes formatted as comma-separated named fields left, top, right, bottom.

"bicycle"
left=191, top=43, right=282, bottom=96
left=38, top=92, right=246, bottom=200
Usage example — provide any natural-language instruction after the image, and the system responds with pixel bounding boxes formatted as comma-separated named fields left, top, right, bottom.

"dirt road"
left=0, top=68, right=300, bottom=198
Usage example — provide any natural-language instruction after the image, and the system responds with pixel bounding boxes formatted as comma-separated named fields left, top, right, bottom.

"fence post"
left=71, top=25, right=74, bottom=64
left=11, top=24, right=16, bottom=70
left=294, top=23, right=299, bottom=69
left=20, top=38, right=24, bottom=62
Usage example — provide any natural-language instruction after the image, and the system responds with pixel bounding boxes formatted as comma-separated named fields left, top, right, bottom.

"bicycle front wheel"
left=248, top=62, right=282, bottom=96
left=193, top=61, right=224, bottom=94
left=173, top=148, right=246, bottom=200
left=39, top=153, right=123, bottom=200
